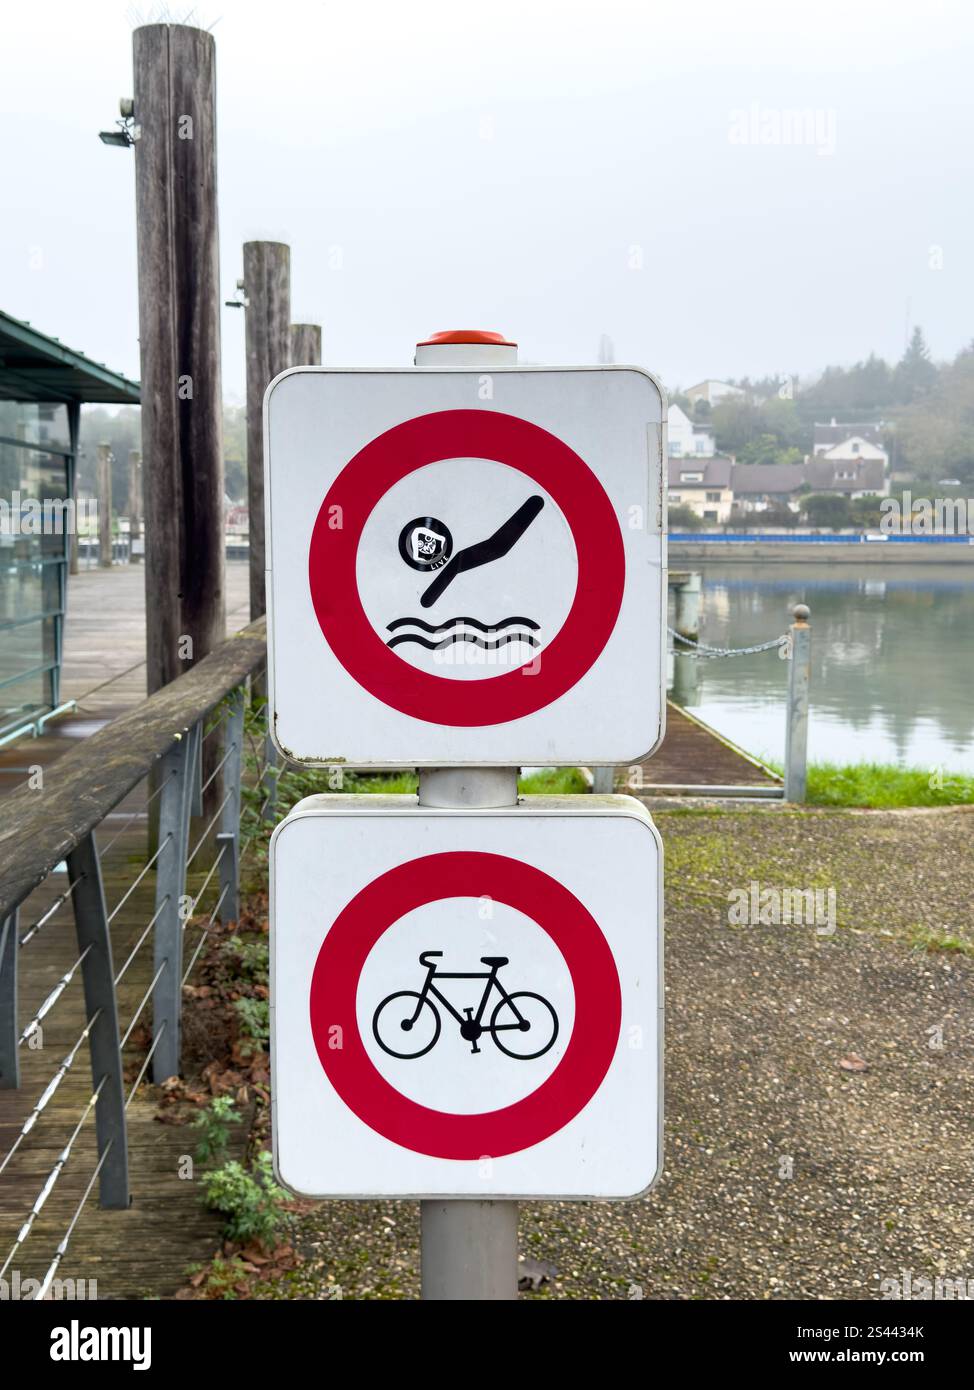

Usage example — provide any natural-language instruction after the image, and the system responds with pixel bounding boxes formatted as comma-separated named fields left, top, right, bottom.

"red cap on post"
left=414, top=329, right=518, bottom=366
left=416, top=329, right=517, bottom=348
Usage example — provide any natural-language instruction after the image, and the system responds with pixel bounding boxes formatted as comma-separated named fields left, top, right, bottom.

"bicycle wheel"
left=489, top=991, right=559, bottom=1060
left=372, top=991, right=441, bottom=1059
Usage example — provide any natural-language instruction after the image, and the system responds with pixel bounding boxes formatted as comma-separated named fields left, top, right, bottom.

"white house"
left=668, top=403, right=717, bottom=458
left=668, top=457, right=735, bottom=524
left=813, top=419, right=889, bottom=465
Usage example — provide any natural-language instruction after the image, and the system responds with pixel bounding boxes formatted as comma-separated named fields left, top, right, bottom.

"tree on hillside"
left=758, top=396, right=804, bottom=448
left=894, top=343, right=974, bottom=484
left=893, top=326, right=939, bottom=403
left=798, top=353, right=896, bottom=418
left=711, top=397, right=761, bottom=453
left=728, top=374, right=781, bottom=400
left=737, top=433, right=802, bottom=467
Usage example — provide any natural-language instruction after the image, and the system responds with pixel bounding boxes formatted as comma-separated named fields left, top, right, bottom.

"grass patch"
left=807, top=763, right=974, bottom=809
left=319, top=767, right=589, bottom=796
left=519, top=767, right=589, bottom=795
left=341, top=772, right=419, bottom=794
left=908, top=925, right=974, bottom=957
left=763, top=760, right=974, bottom=809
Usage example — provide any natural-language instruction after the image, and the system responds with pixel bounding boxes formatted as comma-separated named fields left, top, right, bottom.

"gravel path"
left=270, top=805, right=974, bottom=1300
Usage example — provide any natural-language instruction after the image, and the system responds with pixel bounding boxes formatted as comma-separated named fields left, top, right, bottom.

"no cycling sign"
left=264, top=366, right=666, bottom=767
left=271, top=801, right=662, bottom=1199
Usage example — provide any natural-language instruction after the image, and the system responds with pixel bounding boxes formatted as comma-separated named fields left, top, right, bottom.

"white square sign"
left=264, top=367, right=666, bottom=766
left=270, top=796, right=662, bottom=1200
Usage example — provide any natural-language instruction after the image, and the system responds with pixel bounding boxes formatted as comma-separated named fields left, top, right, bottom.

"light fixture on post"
left=225, top=279, right=249, bottom=310
left=99, top=97, right=138, bottom=147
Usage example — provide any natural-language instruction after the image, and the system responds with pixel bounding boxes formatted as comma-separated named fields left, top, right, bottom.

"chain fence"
left=668, top=627, right=790, bottom=660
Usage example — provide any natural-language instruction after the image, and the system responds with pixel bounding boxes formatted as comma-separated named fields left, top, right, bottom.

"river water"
left=667, top=561, right=974, bottom=773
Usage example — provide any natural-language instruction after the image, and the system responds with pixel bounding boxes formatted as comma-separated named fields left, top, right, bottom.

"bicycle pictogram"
left=372, top=951, right=559, bottom=1061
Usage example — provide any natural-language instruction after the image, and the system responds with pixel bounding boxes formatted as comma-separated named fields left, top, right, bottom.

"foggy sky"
left=1, top=0, right=970, bottom=400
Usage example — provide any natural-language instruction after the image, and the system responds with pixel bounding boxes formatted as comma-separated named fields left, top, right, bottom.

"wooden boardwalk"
left=0, top=562, right=252, bottom=1299
left=0, top=812, right=246, bottom=1298
left=632, top=701, right=780, bottom=792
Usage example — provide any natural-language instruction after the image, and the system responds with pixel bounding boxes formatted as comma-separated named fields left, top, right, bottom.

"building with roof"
left=0, top=310, right=140, bottom=744
left=812, top=417, right=889, bottom=483
left=812, top=419, right=887, bottom=456
left=804, top=455, right=888, bottom=498
left=668, top=457, right=735, bottom=523
left=685, top=379, right=746, bottom=407
left=668, top=403, right=717, bottom=458
left=730, top=462, right=806, bottom=512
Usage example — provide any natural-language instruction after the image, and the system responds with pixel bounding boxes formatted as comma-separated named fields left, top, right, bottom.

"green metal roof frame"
left=0, top=309, right=141, bottom=405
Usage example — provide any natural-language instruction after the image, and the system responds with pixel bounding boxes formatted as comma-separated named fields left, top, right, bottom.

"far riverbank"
left=670, top=538, right=974, bottom=564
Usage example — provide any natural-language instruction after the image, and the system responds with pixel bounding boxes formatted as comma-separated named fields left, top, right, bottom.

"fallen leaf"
left=839, top=1054, right=869, bottom=1073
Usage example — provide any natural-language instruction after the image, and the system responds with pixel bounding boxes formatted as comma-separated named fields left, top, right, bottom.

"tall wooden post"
left=67, top=402, right=80, bottom=576
left=243, top=242, right=290, bottom=620
left=127, top=448, right=142, bottom=563
left=290, top=322, right=321, bottom=368
left=132, top=23, right=225, bottom=693
left=96, top=443, right=113, bottom=568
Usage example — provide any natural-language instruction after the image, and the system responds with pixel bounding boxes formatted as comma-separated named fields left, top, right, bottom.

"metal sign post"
left=415, top=332, right=520, bottom=1300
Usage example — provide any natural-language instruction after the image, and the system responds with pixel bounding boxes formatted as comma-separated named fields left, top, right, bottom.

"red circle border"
left=307, top=410, right=625, bottom=727
left=308, top=851, right=622, bottom=1160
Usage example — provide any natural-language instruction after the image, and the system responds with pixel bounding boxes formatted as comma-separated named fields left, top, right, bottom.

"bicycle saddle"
left=419, top=950, right=444, bottom=966
left=480, top=956, right=509, bottom=967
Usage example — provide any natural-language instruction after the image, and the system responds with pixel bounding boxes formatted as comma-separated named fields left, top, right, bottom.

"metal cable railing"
left=17, top=944, right=93, bottom=1046
left=18, top=875, right=87, bottom=947
left=0, top=620, right=266, bottom=1293
left=0, top=1076, right=107, bottom=1281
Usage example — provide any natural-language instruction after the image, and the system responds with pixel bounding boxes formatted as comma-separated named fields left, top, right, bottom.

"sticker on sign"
left=264, top=367, right=666, bottom=766
left=270, top=796, right=662, bottom=1200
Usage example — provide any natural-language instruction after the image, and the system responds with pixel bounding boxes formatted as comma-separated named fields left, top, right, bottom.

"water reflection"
left=668, top=562, right=974, bottom=772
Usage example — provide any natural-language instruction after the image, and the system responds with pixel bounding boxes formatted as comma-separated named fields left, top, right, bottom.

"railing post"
left=66, top=833, right=130, bottom=1209
left=191, top=724, right=203, bottom=818
left=217, top=687, right=245, bottom=923
left=262, top=734, right=279, bottom=824
left=151, top=722, right=201, bottom=1081
left=0, top=909, right=20, bottom=1089
left=784, top=603, right=811, bottom=803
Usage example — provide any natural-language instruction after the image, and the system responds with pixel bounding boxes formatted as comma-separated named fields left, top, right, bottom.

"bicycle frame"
left=413, top=960, right=526, bottom=1032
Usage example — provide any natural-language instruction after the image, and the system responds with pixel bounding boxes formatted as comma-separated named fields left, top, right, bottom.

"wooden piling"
left=127, top=448, right=142, bottom=563
left=243, top=242, right=291, bottom=621
left=290, top=322, right=322, bottom=368
left=96, top=443, right=112, bottom=568
left=132, top=22, right=225, bottom=693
